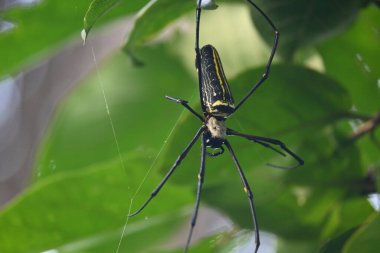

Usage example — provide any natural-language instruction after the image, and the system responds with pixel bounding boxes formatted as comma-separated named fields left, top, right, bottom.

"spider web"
left=89, top=44, right=194, bottom=253
left=88, top=4, right=380, bottom=252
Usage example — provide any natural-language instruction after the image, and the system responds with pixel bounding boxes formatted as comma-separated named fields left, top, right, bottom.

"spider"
left=129, top=0, right=304, bottom=252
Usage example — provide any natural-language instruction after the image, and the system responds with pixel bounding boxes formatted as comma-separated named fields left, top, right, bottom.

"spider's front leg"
left=234, top=0, right=280, bottom=112
left=165, top=96, right=203, bottom=121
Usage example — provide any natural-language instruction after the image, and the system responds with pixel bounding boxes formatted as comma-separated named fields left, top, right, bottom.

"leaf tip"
left=81, top=29, right=87, bottom=45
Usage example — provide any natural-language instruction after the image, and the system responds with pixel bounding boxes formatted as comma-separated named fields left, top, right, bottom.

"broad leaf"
left=319, top=227, right=358, bottom=253
left=251, top=0, right=364, bottom=59
left=0, top=153, right=193, bottom=253
left=318, top=6, right=380, bottom=115
left=343, top=213, right=380, bottom=253
left=0, top=0, right=145, bottom=77
left=123, top=0, right=195, bottom=64
left=158, top=64, right=374, bottom=243
left=83, top=0, right=123, bottom=41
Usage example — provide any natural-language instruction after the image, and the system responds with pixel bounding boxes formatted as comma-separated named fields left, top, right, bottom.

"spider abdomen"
left=200, top=45, right=235, bottom=118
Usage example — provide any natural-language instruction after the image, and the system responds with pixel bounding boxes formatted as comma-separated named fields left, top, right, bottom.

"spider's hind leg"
left=227, top=128, right=304, bottom=169
left=184, top=133, right=207, bottom=253
left=225, top=140, right=260, bottom=253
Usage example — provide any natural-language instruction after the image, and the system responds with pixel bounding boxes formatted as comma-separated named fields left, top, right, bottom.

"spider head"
left=204, top=116, right=226, bottom=148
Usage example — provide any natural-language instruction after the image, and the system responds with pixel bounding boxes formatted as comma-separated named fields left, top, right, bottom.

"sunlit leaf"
left=36, top=44, right=196, bottom=179
left=122, top=0, right=242, bottom=64
left=0, top=0, right=145, bottom=77
left=123, top=0, right=194, bottom=64
left=83, top=0, right=122, bottom=42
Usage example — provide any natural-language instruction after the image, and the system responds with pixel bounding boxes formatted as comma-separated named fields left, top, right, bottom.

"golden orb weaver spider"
left=129, top=1, right=304, bottom=252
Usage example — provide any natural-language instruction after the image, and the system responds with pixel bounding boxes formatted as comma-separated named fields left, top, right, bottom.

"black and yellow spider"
left=129, top=1, right=304, bottom=252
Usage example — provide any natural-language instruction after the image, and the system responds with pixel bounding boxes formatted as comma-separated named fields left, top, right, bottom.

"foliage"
left=0, top=0, right=379, bottom=253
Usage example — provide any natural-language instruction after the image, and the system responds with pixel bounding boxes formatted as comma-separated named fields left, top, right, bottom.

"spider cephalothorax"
left=205, top=116, right=226, bottom=140
left=204, top=116, right=227, bottom=155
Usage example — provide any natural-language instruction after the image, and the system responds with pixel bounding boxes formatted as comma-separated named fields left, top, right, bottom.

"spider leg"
left=234, top=0, right=279, bottom=112
left=227, top=128, right=304, bottom=169
left=250, top=138, right=286, bottom=157
left=195, top=0, right=202, bottom=54
left=225, top=140, right=260, bottom=253
left=165, top=96, right=204, bottom=121
left=128, top=127, right=204, bottom=217
left=184, top=132, right=207, bottom=253
left=195, top=0, right=207, bottom=113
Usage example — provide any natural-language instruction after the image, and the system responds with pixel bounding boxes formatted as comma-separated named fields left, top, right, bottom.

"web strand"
left=91, top=46, right=128, bottom=189
left=115, top=198, right=133, bottom=253
left=90, top=45, right=134, bottom=251
left=90, top=43, right=197, bottom=252
left=130, top=104, right=191, bottom=200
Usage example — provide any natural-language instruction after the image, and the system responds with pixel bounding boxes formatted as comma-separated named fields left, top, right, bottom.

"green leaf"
left=318, top=6, right=380, bottom=114
left=157, top=63, right=374, bottom=244
left=36, top=43, right=196, bottom=179
left=319, top=227, right=358, bottom=253
left=83, top=0, right=122, bottom=41
left=123, top=0, right=195, bottom=64
left=343, top=213, right=380, bottom=253
left=0, top=0, right=145, bottom=77
left=0, top=153, right=193, bottom=253
left=277, top=239, right=319, bottom=253
left=251, top=0, right=364, bottom=59
left=157, top=230, right=262, bottom=253
left=122, top=0, right=246, bottom=64
left=318, top=6, right=380, bottom=193
left=2, top=1, right=377, bottom=252
left=162, top=64, right=353, bottom=186
left=0, top=40, right=203, bottom=253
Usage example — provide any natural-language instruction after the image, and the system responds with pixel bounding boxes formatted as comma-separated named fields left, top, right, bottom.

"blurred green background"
left=0, top=0, right=379, bottom=252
